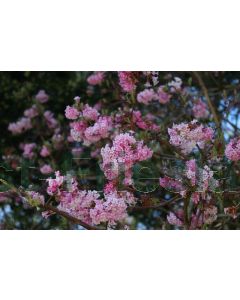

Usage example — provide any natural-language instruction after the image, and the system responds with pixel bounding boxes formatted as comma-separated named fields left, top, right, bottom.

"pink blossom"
left=74, top=96, right=81, bottom=102
left=101, top=133, right=153, bottom=184
left=8, top=117, right=32, bottom=135
left=24, top=105, right=39, bottom=118
left=71, top=147, right=83, bottom=158
left=225, top=138, right=240, bottom=161
left=87, top=72, right=104, bottom=85
left=22, top=143, right=36, bottom=159
left=132, top=110, right=160, bottom=132
left=90, top=192, right=128, bottom=225
left=167, top=212, right=183, bottom=226
left=40, top=145, right=50, bottom=157
left=65, top=106, right=80, bottom=120
left=82, top=104, right=99, bottom=121
left=192, top=99, right=209, bottom=119
left=168, top=120, right=214, bottom=154
left=44, top=111, right=58, bottom=129
left=47, top=171, right=64, bottom=195
left=186, top=159, right=197, bottom=186
left=156, top=86, right=171, bottom=104
left=83, top=116, right=112, bottom=145
left=168, top=77, right=182, bottom=92
left=26, top=191, right=45, bottom=206
left=118, top=72, right=137, bottom=92
left=191, top=192, right=200, bottom=204
left=40, top=164, right=53, bottom=175
left=159, top=176, right=185, bottom=194
left=104, top=181, right=117, bottom=194
left=35, top=90, right=49, bottom=103
left=137, top=89, right=156, bottom=105
left=201, top=165, right=214, bottom=192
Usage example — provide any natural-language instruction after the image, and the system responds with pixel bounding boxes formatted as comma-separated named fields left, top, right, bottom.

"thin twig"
left=193, top=71, right=220, bottom=127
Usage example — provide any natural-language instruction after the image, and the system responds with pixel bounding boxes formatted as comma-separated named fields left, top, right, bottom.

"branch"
left=42, top=204, right=98, bottom=230
left=0, top=179, right=98, bottom=230
left=193, top=71, right=221, bottom=128
left=129, top=196, right=182, bottom=211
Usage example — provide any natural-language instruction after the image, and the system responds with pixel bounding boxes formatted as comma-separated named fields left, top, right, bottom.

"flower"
left=8, top=117, right=32, bottom=135
left=74, top=96, right=81, bottom=102
left=83, top=116, right=112, bottom=145
left=35, top=90, right=49, bottom=103
left=225, top=138, right=240, bottom=161
left=24, top=105, right=39, bottom=118
left=40, top=146, right=50, bottom=157
left=167, top=211, right=183, bottom=226
left=82, top=104, right=99, bottom=121
left=168, top=120, right=214, bottom=154
left=186, top=159, right=197, bottom=186
left=156, top=86, right=171, bottom=104
left=65, top=106, right=80, bottom=120
left=137, top=89, right=156, bottom=105
left=44, top=111, right=58, bottom=129
left=159, top=176, right=185, bottom=195
left=22, top=143, right=36, bottom=159
left=168, top=77, right=182, bottom=91
left=132, top=111, right=159, bottom=131
left=118, top=72, right=137, bottom=92
left=192, top=99, right=209, bottom=119
left=47, top=171, right=64, bottom=195
left=87, top=72, right=104, bottom=85
left=26, top=191, right=45, bottom=207
left=40, top=164, right=53, bottom=174
left=101, top=133, right=153, bottom=185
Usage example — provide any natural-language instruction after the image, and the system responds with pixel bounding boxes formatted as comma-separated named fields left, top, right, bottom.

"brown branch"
left=0, top=180, right=98, bottom=230
left=42, top=204, right=98, bottom=230
left=129, top=196, right=182, bottom=211
left=193, top=71, right=220, bottom=127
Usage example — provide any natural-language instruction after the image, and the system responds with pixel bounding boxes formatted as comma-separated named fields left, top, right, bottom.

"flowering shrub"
left=1, top=71, right=240, bottom=229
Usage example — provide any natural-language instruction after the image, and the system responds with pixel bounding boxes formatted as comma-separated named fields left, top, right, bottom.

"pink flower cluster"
left=225, top=138, right=240, bottom=161
left=22, top=143, right=36, bottom=159
left=160, top=160, right=218, bottom=206
left=47, top=171, right=64, bottom=195
left=87, top=72, right=105, bottom=85
left=192, top=99, right=209, bottom=119
left=167, top=205, right=218, bottom=228
left=26, top=191, right=45, bottom=206
left=65, top=106, right=80, bottom=120
left=101, top=133, right=153, bottom=185
left=186, top=159, right=197, bottom=186
left=46, top=173, right=135, bottom=226
left=24, top=105, right=39, bottom=118
left=7, top=91, right=65, bottom=178
left=159, top=176, right=185, bottom=194
left=132, top=111, right=159, bottom=131
left=168, top=120, right=214, bottom=154
left=186, top=161, right=218, bottom=204
left=118, top=72, right=137, bottom=92
left=40, top=146, right=50, bottom=157
left=35, top=90, right=49, bottom=103
left=168, top=77, right=182, bottom=92
left=66, top=100, right=112, bottom=145
left=44, top=111, right=58, bottom=129
left=137, top=86, right=171, bottom=105
left=40, top=164, right=53, bottom=175
left=8, top=102, right=58, bottom=135
left=8, top=117, right=32, bottom=134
